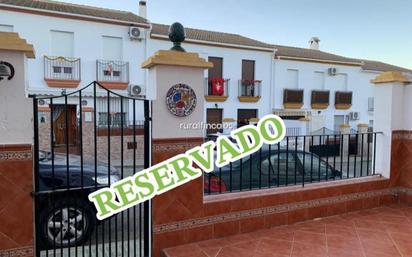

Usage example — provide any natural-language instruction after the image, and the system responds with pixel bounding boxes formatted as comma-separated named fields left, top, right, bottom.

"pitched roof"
left=151, top=23, right=273, bottom=50
left=0, top=0, right=148, bottom=25
left=152, top=24, right=411, bottom=73
left=273, top=44, right=362, bottom=65
left=360, top=60, right=411, bottom=73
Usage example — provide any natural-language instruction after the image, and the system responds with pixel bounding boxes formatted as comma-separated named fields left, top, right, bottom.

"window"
left=96, top=98, right=129, bottom=127
left=284, top=89, right=304, bottom=104
left=102, top=36, right=123, bottom=60
left=314, top=71, right=325, bottom=89
left=368, top=97, right=374, bottom=112
left=208, top=57, right=223, bottom=79
left=286, top=69, right=299, bottom=89
left=242, top=60, right=255, bottom=80
left=98, top=112, right=127, bottom=127
left=329, top=73, right=348, bottom=91
left=335, top=91, right=353, bottom=105
left=0, top=24, right=13, bottom=32
left=311, top=90, right=330, bottom=104
left=237, top=109, right=257, bottom=128
left=334, top=115, right=345, bottom=132
left=50, top=30, right=74, bottom=57
left=206, top=109, right=223, bottom=134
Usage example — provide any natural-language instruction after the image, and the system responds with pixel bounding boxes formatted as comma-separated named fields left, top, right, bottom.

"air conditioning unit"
left=328, top=67, right=337, bottom=76
left=129, top=27, right=145, bottom=40
left=129, top=84, right=145, bottom=97
left=349, top=112, right=360, bottom=120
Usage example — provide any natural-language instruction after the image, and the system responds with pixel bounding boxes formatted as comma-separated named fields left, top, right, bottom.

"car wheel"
left=40, top=199, right=96, bottom=248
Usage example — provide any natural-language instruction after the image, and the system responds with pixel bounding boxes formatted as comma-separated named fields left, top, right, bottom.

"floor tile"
left=163, top=204, right=412, bottom=257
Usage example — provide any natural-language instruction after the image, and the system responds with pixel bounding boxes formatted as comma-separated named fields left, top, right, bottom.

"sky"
left=56, top=0, right=411, bottom=69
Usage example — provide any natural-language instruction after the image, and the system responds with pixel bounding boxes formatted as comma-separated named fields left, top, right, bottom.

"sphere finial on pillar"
left=168, top=22, right=186, bottom=52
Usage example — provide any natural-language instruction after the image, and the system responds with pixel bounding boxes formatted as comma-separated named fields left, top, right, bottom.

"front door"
left=206, top=108, right=223, bottom=134
left=52, top=104, right=77, bottom=146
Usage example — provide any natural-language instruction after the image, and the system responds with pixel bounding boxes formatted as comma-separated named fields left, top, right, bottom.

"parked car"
left=204, top=149, right=341, bottom=193
left=37, top=151, right=120, bottom=248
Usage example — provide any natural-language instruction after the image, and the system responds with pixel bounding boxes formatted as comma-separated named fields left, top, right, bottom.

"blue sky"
left=58, top=0, right=411, bottom=69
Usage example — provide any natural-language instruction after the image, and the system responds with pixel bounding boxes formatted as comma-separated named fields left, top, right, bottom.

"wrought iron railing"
left=96, top=60, right=129, bottom=83
left=204, top=78, right=230, bottom=97
left=30, top=82, right=151, bottom=256
left=44, top=56, right=81, bottom=81
left=238, top=80, right=262, bottom=97
left=204, top=132, right=380, bottom=194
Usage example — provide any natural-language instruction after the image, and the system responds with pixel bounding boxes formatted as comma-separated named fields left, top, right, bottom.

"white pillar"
left=339, top=124, right=351, bottom=160
left=371, top=72, right=410, bottom=178
left=357, top=123, right=369, bottom=157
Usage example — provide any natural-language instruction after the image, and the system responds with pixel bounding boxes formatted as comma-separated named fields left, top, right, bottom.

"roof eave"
left=150, top=33, right=274, bottom=52
left=276, top=55, right=363, bottom=67
left=0, top=3, right=151, bottom=28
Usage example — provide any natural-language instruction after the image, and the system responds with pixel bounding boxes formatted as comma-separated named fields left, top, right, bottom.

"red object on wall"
left=210, top=78, right=225, bottom=96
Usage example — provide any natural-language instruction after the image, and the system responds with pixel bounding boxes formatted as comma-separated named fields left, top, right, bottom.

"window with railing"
left=311, top=90, right=330, bottom=109
left=204, top=78, right=230, bottom=101
left=238, top=80, right=261, bottom=102
left=96, top=60, right=129, bottom=83
left=44, top=56, right=81, bottom=81
left=283, top=89, right=304, bottom=109
left=96, top=97, right=129, bottom=127
left=335, top=91, right=353, bottom=109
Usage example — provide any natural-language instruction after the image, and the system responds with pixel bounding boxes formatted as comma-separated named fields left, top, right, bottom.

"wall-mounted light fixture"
left=0, top=61, right=15, bottom=81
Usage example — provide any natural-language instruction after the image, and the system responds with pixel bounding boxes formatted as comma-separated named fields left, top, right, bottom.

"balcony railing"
left=335, top=91, right=353, bottom=109
left=204, top=78, right=230, bottom=102
left=238, top=79, right=262, bottom=102
left=44, top=56, right=81, bottom=87
left=284, top=89, right=304, bottom=109
left=96, top=60, right=129, bottom=90
left=204, top=132, right=380, bottom=194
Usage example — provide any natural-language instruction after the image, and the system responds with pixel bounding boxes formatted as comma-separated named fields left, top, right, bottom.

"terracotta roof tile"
left=151, top=23, right=273, bottom=49
left=0, top=0, right=148, bottom=24
left=273, top=44, right=362, bottom=64
left=360, top=60, right=411, bottom=73
left=1, top=2, right=409, bottom=73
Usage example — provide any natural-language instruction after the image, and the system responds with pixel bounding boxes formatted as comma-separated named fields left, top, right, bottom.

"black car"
left=204, top=149, right=341, bottom=193
left=37, top=151, right=120, bottom=248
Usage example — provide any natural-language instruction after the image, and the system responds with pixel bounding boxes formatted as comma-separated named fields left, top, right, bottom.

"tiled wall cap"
left=141, top=50, right=213, bottom=69
left=222, top=118, right=236, bottom=122
left=370, top=71, right=410, bottom=85
left=0, top=32, right=35, bottom=58
left=357, top=123, right=369, bottom=128
left=339, top=124, right=351, bottom=128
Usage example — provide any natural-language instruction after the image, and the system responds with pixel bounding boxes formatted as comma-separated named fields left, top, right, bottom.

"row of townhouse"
left=1, top=0, right=411, bottom=140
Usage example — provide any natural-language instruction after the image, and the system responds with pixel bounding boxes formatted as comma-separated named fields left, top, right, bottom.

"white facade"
left=147, top=38, right=274, bottom=129
left=1, top=6, right=408, bottom=136
left=0, top=9, right=148, bottom=96
left=273, top=59, right=379, bottom=133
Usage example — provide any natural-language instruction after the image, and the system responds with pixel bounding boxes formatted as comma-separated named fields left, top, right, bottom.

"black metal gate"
left=31, top=81, right=151, bottom=257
